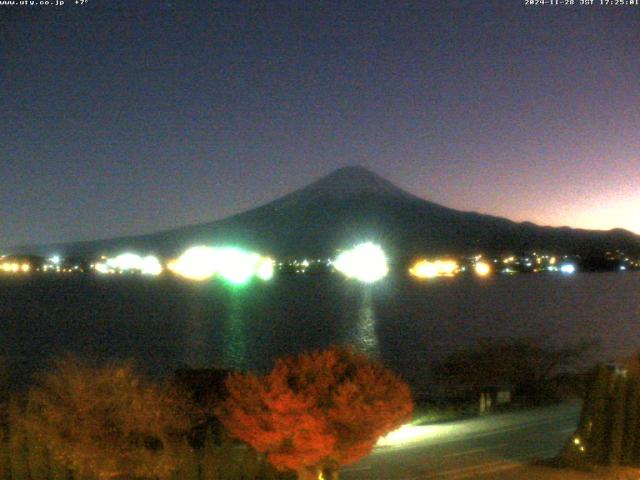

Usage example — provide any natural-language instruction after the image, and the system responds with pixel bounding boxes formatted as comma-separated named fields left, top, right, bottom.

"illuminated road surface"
left=343, top=401, right=581, bottom=480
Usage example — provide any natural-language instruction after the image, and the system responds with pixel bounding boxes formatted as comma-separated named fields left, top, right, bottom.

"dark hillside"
left=11, top=166, right=640, bottom=260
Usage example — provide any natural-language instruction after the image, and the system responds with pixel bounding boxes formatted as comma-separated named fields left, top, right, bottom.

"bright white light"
left=560, top=264, right=576, bottom=274
left=112, top=253, right=142, bottom=271
left=376, top=423, right=455, bottom=447
left=98, top=252, right=162, bottom=275
left=169, top=246, right=219, bottom=281
left=94, top=262, right=110, bottom=274
left=49, top=255, right=61, bottom=265
left=334, top=242, right=388, bottom=283
left=256, top=257, right=275, bottom=281
left=213, top=248, right=261, bottom=284
left=169, top=246, right=272, bottom=283
left=141, top=255, right=163, bottom=276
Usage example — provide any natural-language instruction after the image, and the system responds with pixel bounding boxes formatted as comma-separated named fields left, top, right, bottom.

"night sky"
left=2, top=0, right=639, bottom=248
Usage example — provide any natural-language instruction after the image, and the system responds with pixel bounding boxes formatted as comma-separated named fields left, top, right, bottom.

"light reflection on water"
left=1, top=272, right=640, bottom=388
left=354, top=288, right=379, bottom=357
left=222, top=292, right=248, bottom=370
left=182, top=298, right=212, bottom=368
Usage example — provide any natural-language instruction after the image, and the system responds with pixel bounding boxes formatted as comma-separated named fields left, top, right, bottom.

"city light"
left=409, top=259, right=458, bottom=279
left=140, top=255, right=163, bottom=276
left=94, top=262, right=110, bottom=274
left=109, top=253, right=143, bottom=271
left=560, top=263, right=576, bottom=274
left=94, top=253, right=164, bottom=276
left=213, top=247, right=261, bottom=285
left=474, top=261, right=491, bottom=277
left=168, top=245, right=274, bottom=283
left=333, top=242, right=388, bottom=283
left=168, top=246, right=219, bottom=281
left=0, top=261, right=30, bottom=274
left=410, top=260, right=439, bottom=279
left=256, top=257, right=275, bottom=281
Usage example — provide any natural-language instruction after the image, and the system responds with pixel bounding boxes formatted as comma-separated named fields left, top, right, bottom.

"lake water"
left=1, top=272, right=639, bottom=390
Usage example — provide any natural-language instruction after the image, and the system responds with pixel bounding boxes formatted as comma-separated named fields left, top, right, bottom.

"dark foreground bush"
left=431, top=337, right=595, bottom=406
left=0, top=392, right=289, bottom=480
left=0, top=355, right=290, bottom=480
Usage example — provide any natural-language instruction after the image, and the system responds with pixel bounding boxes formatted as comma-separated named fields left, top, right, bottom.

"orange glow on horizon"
left=501, top=192, right=640, bottom=236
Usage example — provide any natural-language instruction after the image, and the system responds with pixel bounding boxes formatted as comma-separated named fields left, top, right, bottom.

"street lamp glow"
left=410, top=260, right=439, bottom=279
left=409, top=259, right=458, bottom=279
left=334, top=242, right=388, bottom=283
left=474, top=261, right=491, bottom=277
left=560, top=263, right=576, bottom=274
left=213, top=247, right=261, bottom=285
left=111, top=253, right=142, bottom=271
left=376, top=423, right=456, bottom=447
left=256, top=257, right=275, bottom=281
left=94, top=262, right=110, bottom=274
left=169, top=245, right=274, bottom=283
left=169, top=246, right=219, bottom=281
left=140, top=255, right=163, bottom=275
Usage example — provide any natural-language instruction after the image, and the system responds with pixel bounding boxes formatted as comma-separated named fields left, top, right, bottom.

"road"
left=342, top=401, right=581, bottom=480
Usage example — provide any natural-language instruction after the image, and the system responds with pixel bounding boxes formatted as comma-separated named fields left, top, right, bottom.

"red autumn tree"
left=216, top=346, right=413, bottom=480
left=26, top=356, right=197, bottom=480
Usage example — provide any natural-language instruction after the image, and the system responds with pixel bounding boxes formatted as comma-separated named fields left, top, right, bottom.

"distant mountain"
left=10, top=166, right=640, bottom=262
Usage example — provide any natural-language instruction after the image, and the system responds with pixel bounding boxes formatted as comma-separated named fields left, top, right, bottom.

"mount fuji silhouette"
left=12, top=166, right=640, bottom=261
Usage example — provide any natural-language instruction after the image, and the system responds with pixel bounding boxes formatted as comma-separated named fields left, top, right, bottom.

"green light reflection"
left=222, top=291, right=248, bottom=369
